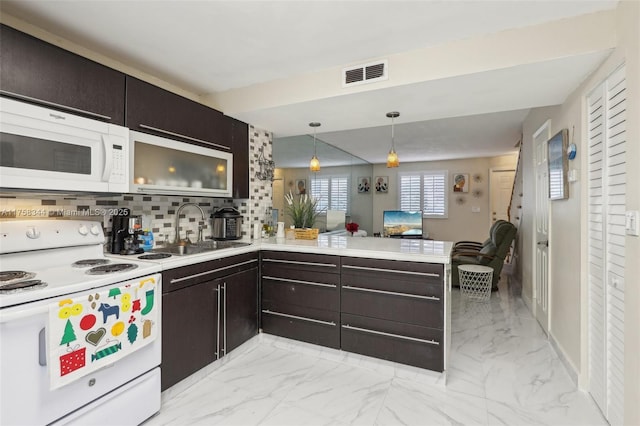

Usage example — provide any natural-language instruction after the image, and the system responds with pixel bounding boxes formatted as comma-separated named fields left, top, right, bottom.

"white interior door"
left=489, top=169, right=516, bottom=225
left=588, top=65, right=626, bottom=426
left=533, top=120, right=550, bottom=334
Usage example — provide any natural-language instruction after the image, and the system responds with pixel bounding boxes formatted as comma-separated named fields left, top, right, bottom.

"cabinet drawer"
left=341, top=284, right=442, bottom=329
left=262, top=275, right=339, bottom=311
left=341, top=313, right=443, bottom=372
left=163, top=252, right=258, bottom=293
left=341, top=257, right=443, bottom=286
left=262, top=264, right=340, bottom=287
left=261, top=303, right=339, bottom=349
left=261, top=251, right=340, bottom=274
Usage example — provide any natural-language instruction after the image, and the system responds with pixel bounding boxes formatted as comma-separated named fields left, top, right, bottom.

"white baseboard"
left=549, top=332, right=579, bottom=386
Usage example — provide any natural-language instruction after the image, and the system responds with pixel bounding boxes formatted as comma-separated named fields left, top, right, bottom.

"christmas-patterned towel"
left=48, top=276, right=158, bottom=390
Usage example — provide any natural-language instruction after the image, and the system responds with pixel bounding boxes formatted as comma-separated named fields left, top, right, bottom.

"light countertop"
left=107, top=236, right=453, bottom=269
left=260, top=236, right=452, bottom=264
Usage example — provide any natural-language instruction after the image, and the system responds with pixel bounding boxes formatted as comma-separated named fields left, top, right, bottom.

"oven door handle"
left=39, top=328, right=47, bottom=366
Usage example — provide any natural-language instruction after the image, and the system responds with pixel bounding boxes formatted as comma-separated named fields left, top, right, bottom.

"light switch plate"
left=625, top=211, right=639, bottom=236
left=568, top=169, right=578, bottom=182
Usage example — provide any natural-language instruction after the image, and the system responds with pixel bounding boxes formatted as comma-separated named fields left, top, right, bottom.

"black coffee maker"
left=110, top=209, right=144, bottom=255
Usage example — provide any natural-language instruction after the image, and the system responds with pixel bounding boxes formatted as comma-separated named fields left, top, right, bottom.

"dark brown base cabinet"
left=162, top=277, right=219, bottom=390
left=162, top=253, right=258, bottom=390
left=340, top=257, right=445, bottom=372
left=260, top=251, right=341, bottom=349
left=224, top=268, right=259, bottom=354
left=260, top=253, right=446, bottom=373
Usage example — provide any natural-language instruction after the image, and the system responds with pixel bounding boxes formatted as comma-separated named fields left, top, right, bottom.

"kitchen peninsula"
left=260, top=235, right=452, bottom=374
left=153, top=235, right=453, bottom=391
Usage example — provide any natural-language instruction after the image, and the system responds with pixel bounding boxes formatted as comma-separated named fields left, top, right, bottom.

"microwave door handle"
left=101, top=134, right=114, bottom=181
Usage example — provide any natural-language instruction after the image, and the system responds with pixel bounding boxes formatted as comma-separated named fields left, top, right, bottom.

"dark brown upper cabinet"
left=228, top=116, right=249, bottom=198
left=0, top=24, right=126, bottom=125
left=125, top=76, right=230, bottom=151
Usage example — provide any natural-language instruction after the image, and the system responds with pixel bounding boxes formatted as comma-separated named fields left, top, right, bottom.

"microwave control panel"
left=110, top=144, right=126, bottom=183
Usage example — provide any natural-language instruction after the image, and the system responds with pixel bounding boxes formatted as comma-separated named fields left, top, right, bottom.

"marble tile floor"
left=145, top=274, right=606, bottom=426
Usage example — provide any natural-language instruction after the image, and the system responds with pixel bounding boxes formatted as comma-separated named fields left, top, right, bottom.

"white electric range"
left=0, top=219, right=162, bottom=426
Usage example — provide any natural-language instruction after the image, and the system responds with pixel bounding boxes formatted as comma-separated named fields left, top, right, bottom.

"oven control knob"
left=90, top=224, right=101, bottom=236
left=78, top=225, right=89, bottom=236
left=26, top=227, right=40, bottom=239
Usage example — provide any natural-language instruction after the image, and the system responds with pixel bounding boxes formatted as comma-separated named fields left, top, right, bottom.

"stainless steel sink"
left=151, top=240, right=251, bottom=256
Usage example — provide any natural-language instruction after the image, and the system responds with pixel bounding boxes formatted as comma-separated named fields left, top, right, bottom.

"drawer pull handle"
left=0, top=90, right=113, bottom=121
left=262, top=309, right=336, bottom=326
left=139, top=124, right=230, bottom=150
left=262, top=276, right=337, bottom=288
left=342, top=285, right=440, bottom=301
left=342, top=324, right=440, bottom=345
left=263, top=258, right=337, bottom=268
left=170, top=259, right=257, bottom=284
left=342, top=264, right=440, bottom=278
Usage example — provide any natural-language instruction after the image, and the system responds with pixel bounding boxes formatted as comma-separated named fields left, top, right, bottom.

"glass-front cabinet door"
left=129, top=130, right=233, bottom=197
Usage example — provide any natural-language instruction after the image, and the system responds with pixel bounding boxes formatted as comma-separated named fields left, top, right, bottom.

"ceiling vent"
left=342, top=60, right=388, bottom=88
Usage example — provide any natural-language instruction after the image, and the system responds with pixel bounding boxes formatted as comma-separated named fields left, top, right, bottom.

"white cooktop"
left=0, top=220, right=160, bottom=308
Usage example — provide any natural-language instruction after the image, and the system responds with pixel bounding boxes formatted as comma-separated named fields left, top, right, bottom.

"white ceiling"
left=1, top=0, right=618, bottom=166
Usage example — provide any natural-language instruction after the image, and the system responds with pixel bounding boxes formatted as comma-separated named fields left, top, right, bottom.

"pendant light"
left=309, top=122, right=321, bottom=172
left=386, top=111, right=400, bottom=168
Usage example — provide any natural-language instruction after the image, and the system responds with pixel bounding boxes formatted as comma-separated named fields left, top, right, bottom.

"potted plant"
left=284, top=190, right=322, bottom=230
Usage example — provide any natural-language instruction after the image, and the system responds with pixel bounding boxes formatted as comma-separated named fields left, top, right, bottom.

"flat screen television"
left=383, top=210, right=423, bottom=238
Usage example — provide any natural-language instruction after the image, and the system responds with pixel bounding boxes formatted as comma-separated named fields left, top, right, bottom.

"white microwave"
left=129, top=130, right=233, bottom=197
left=0, top=97, right=129, bottom=193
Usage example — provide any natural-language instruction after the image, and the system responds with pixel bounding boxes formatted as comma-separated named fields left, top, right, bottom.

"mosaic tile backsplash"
left=0, top=126, right=274, bottom=250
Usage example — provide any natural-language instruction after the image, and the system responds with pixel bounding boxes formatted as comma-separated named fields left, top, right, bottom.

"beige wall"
left=521, top=2, right=639, bottom=423
left=372, top=155, right=517, bottom=242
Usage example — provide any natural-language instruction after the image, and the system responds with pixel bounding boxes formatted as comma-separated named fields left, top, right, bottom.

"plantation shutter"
left=311, top=176, right=349, bottom=213
left=330, top=177, right=349, bottom=211
left=311, top=177, right=329, bottom=213
left=400, top=175, right=421, bottom=211
left=423, top=173, right=446, bottom=216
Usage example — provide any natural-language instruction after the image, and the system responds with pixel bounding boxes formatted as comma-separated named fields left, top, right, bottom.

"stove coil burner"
left=86, top=263, right=138, bottom=275
left=138, top=253, right=172, bottom=260
left=0, top=279, right=47, bottom=292
left=0, top=271, right=36, bottom=284
left=72, top=259, right=111, bottom=268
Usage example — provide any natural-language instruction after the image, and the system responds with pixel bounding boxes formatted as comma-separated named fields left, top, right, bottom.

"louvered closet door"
left=587, top=64, right=626, bottom=426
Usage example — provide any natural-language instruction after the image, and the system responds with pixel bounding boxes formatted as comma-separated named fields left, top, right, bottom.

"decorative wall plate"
left=472, top=173, right=482, bottom=183
left=455, top=195, right=466, bottom=205
left=472, top=189, right=482, bottom=198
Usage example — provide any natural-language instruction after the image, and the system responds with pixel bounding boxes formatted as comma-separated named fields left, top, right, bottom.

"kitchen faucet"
left=175, top=203, right=206, bottom=244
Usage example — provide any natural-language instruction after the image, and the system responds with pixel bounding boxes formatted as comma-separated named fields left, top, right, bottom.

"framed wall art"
left=357, top=176, right=371, bottom=193
left=296, top=179, right=307, bottom=195
left=548, top=128, right=569, bottom=200
left=375, top=176, right=388, bottom=193
left=452, top=173, right=469, bottom=193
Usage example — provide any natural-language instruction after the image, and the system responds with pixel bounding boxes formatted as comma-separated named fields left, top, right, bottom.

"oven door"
left=0, top=97, right=129, bottom=193
left=0, top=274, right=161, bottom=426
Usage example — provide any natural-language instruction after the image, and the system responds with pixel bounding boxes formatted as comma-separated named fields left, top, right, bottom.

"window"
left=399, top=171, right=448, bottom=218
left=310, top=175, right=349, bottom=213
